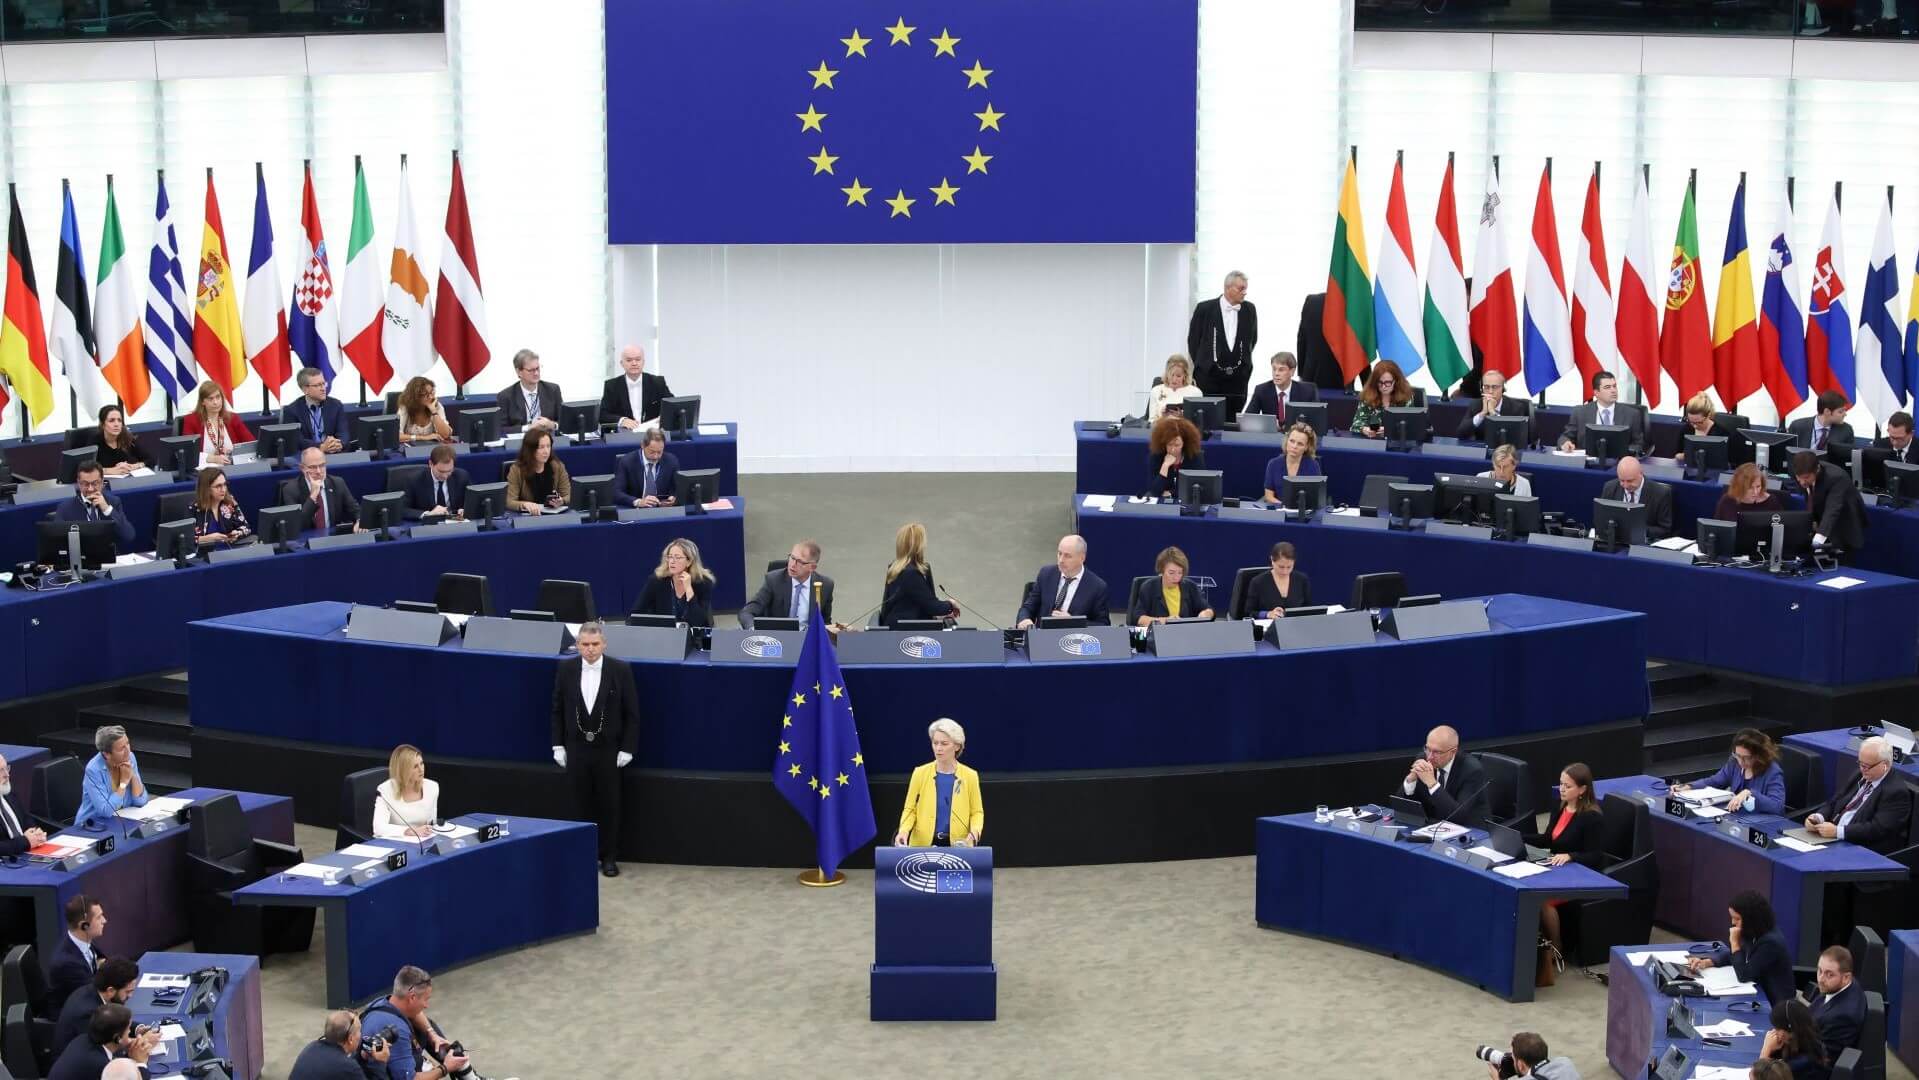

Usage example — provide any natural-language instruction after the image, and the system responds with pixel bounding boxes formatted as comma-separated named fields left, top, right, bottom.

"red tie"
left=312, top=484, right=327, bottom=532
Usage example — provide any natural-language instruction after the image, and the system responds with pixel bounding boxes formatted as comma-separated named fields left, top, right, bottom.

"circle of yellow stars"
left=795, top=19, right=1004, bottom=219
left=780, top=681, right=863, bottom=798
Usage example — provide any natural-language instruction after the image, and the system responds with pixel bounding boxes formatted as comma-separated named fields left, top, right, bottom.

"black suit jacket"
left=42, top=936, right=99, bottom=1019
left=598, top=373, right=673, bottom=427
left=631, top=575, right=714, bottom=628
left=740, top=570, right=836, bottom=628
left=1396, top=752, right=1491, bottom=827
left=1813, top=772, right=1911, bottom=854
left=1788, top=417, right=1857, bottom=451
left=280, top=397, right=353, bottom=451
left=1018, top=565, right=1111, bottom=626
left=1128, top=577, right=1210, bottom=625
left=1295, top=293, right=1343, bottom=390
left=46, top=1037, right=118, bottom=1080
left=401, top=468, right=471, bottom=521
left=1245, top=379, right=1320, bottom=416
left=549, top=656, right=640, bottom=755
left=1715, top=929, right=1796, bottom=1006
left=1454, top=398, right=1531, bottom=442
left=1598, top=478, right=1676, bottom=540
left=1811, top=979, right=1866, bottom=1062
left=494, top=380, right=564, bottom=429
left=289, top=1039, right=365, bottom=1080
left=277, top=474, right=361, bottom=532
left=1873, top=436, right=1916, bottom=466
left=0, top=791, right=31, bottom=857
left=1800, top=461, right=1868, bottom=551
left=1187, top=297, right=1258, bottom=390
left=50, top=494, right=135, bottom=550
left=1243, top=570, right=1311, bottom=617
left=613, top=450, right=680, bottom=506
left=50, top=983, right=99, bottom=1062
left=1561, top=400, right=1649, bottom=454
left=1523, top=807, right=1607, bottom=868
left=878, top=564, right=949, bottom=628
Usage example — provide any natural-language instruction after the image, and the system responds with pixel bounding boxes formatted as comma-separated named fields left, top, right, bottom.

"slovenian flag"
left=1710, top=177, right=1761, bottom=410
left=288, top=162, right=338, bottom=384
left=1855, top=190, right=1906, bottom=429
left=1758, top=190, right=1809, bottom=419
left=1470, top=160, right=1520, bottom=382
left=1569, top=165, right=1615, bottom=400
left=1806, top=188, right=1854, bottom=403
left=1521, top=162, right=1574, bottom=395
left=1373, top=153, right=1424, bottom=378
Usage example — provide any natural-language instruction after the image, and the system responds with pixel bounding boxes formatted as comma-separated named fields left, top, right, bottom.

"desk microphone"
left=1411, top=779, right=1492, bottom=843
left=939, top=585, right=1003, bottom=631
left=83, top=769, right=129, bottom=847
left=373, top=788, right=436, bottom=859
left=842, top=598, right=886, bottom=630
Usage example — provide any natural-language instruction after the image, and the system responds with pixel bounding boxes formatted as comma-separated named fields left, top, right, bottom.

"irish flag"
left=95, top=176, right=149, bottom=414
left=1321, top=151, right=1375, bottom=385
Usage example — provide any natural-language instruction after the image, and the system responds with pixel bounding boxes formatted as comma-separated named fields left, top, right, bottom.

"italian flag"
left=339, top=157, right=392, bottom=393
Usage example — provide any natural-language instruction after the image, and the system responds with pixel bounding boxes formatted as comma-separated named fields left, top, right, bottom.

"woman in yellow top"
left=1128, top=545, right=1214, bottom=627
left=894, top=718, right=983, bottom=847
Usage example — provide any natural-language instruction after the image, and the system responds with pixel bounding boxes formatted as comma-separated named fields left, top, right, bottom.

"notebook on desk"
left=1780, top=826, right=1838, bottom=846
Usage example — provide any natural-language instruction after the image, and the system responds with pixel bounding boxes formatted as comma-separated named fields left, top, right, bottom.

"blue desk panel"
left=0, top=502, right=746, bottom=703
left=1782, top=728, right=1919, bottom=799
left=1255, top=813, right=1623, bottom=1002
left=130, top=952, right=264, bottom=1080
left=1604, top=943, right=1768, bottom=1080
left=190, top=594, right=1649, bottom=771
left=234, top=814, right=597, bottom=1006
left=1074, top=496, right=1919, bottom=687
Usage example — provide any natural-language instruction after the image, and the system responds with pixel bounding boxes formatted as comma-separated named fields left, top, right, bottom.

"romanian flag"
left=1321, top=152, right=1375, bottom=385
left=0, top=185, right=50, bottom=423
left=1659, top=172, right=1713, bottom=404
left=1711, top=177, right=1762, bottom=409
left=191, top=170, right=247, bottom=397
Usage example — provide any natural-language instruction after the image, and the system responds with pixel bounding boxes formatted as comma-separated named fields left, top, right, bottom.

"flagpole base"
left=798, top=867, right=845, bottom=887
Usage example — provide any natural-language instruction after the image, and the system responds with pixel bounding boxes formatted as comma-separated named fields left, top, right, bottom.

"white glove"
left=617, top=751, right=633, bottom=767
left=552, top=746, right=567, bottom=768
left=1813, top=532, right=1828, bottom=547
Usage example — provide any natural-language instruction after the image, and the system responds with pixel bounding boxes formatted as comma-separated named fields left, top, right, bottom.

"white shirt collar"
left=581, top=656, right=603, bottom=672
left=625, top=373, right=644, bottom=387
left=1221, top=296, right=1240, bottom=314
left=68, top=931, right=90, bottom=956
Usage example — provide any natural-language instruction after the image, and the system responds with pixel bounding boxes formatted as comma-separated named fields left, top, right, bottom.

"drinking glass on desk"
left=494, top=816, right=509, bottom=837
left=1315, top=804, right=1331, bottom=823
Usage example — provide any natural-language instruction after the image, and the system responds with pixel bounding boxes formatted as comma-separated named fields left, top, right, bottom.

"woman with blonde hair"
left=1147, top=353, right=1203, bottom=422
left=373, top=744, right=439, bottom=840
left=630, top=537, right=716, bottom=626
left=879, top=522, right=959, bottom=628
left=895, top=718, right=983, bottom=847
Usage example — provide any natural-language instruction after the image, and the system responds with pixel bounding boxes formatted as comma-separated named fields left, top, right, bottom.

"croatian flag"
left=1521, top=163, right=1574, bottom=395
left=1805, top=189, right=1854, bottom=403
left=288, top=163, right=338, bottom=383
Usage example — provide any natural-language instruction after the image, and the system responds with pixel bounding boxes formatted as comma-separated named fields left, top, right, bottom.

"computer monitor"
left=357, top=491, right=406, bottom=536
left=1886, top=460, right=1919, bottom=508
left=158, top=435, right=200, bottom=480
left=463, top=481, right=509, bottom=529
left=1387, top=794, right=1427, bottom=826
left=1281, top=475, right=1327, bottom=515
left=627, top=613, right=681, bottom=629
left=658, top=395, right=702, bottom=436
left=1682, top=435, right=1729, bottom=480
left=1580, top=424, right=1631, bottom=465
left=510, top=609, right=555, bottom=622
left=36, top=520, right=116, bottom=570
left=1383, top=406, right=1427, bottom=451
left=1433, top=474, right=1499, bottom=521
left=255, top=422, right=301, bottom=468
left=1735, top=509, right=1813, bottom=560
left=1358, top=474, right=1405, bottom=516
left=1176, top=468, right=1223, bottom=514
left=1492, top=493, right=1541, bottom=538
left=154, top=518, right=197, bottom=564
left=1286, top=401, right=1330, bottom=438
left=1482, top=413, right=1530, bottom=452
left=674, top=467, right=721, bottom=510
left=1695, top=517, right=1737, bottom=560
left=455, top=406, right=502, bottom=449
left=1385, top=482, right=1434, bottom=525
left=753, top=617, right=801, bottom=631
left=1038, top=615, right=1088, bottom=629
left=394, top=600, right=439, bottom=615
left=1184, top=396, right=1227, bottom=438
left=255, top=504, right=305, bottom=552
left=569, top=473, right=617, bottom=521
left=1591, top=498, right=1647, bottom=549
left=1738, top=428, right=1796, bottom=474
left=558, top=400, right=601, bottom=441
left=1841, top=444, right=1896, bottom=492
left=56, top=447, right=97, bottom=485
left=352, top=413, right=400, bottom=459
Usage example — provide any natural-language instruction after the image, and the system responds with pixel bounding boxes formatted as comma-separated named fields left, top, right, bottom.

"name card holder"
left=1436, top=842, right=1494, bottom=870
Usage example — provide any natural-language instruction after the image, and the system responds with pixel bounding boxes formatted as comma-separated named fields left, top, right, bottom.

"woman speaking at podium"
left=894, top=719, right=984, bottom=848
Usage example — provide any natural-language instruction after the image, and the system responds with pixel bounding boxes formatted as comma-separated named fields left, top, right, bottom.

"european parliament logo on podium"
left=895, top=849, right=974, bottom=894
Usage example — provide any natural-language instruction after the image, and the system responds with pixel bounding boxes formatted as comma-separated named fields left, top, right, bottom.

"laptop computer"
left=1387, top=795, right=1427, bottom=827
left=1237, top=412, right=1279, bottom=434
left=1485, top=821, right=1526, bottom=859
left=1781, top=826, right=1839, bottom=846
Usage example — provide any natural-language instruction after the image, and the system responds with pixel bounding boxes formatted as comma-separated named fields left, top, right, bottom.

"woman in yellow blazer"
left=894, top=718, right=984, bottom=847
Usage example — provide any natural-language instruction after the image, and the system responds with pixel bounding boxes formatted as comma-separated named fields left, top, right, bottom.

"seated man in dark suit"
left=1244, top=351, right=1319, bottom=417
left=597, top=343, right=673, bottom=432
left=44, top=894, right=107, bottom=1010
left=613, top=429, right=679, bottom=508
left=290, top=1010, right=381, bottom=1080
left=51, top=957, right=137, bottom=1061
left=278, top=448, right=363, bottom=535
left=51, top=461, right=136, bottom=551
left=1016, top=533, right=1111, bottom=628
left=1810, top=945, right=1866, bottom=1063
left=1454, top=369, right=1530, bottom=442
left=739, top=540, right=835, bottom=629
left=47, top=1003, right=155, bottom=1080
left=282, top=367, right=352, bottom=453
left=1788, top=390, right=1856, bottom=452
left=1395, top=725, right=1490, bottom=827
left=1598, top=455, right=1674, bottom=540
left=401, top=444, right=470, bottom=521
left=1804, top=736, right=1910, bottom=854
left=1875, top=410, right=1914, bottom=465
left=1559, top=370, right=1648, bottom=455
left=494, top=348, right=562, bottom=432
left=1792, top=449, right=1868, bottom=552
left=0, top=752, right=44, bottom=948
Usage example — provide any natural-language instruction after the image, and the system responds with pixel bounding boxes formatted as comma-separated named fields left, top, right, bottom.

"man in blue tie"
left=613, top=429, right=680, bottom=509
left=284, top=367, right=351, bottom=453
left=51, top=462, right=135, bottom=550
left=740, top=540, right=836, bottom=629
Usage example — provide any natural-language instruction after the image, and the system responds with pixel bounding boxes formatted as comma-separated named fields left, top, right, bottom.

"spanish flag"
left=1321, top=149, right=1375, bottom=385
left=191, top=169, right=247, bottom=397
left=0, top=185, right=49, bottom=423
left=1711, top=176, right=1762, bottom=409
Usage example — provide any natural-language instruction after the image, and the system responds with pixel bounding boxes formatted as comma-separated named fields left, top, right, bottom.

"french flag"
left=1758, top=194, right=1808, bottom=419
left=1521, top=162, right=1574, bottom=396
left=287, top=162, right=338, bottom=383
left=1806, top=188, right=1854, bottom=403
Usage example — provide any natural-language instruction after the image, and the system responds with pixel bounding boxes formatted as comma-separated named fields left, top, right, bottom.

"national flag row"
left=0, top=153, right=490, bottom=430
left=1322, top=151, right=1919, bottom=430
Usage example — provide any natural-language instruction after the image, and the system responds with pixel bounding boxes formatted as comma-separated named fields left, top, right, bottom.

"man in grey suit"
left=739, top=540, right=835, bottom=628
left=1559, top=370, right=1647, bottom=455
left=495, top=348, right=563, bottom=432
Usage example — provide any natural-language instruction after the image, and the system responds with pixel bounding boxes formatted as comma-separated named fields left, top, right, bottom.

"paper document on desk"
left=1327, top=506, right=1362, bottom=517
left=1676, top=786, right=1733, bottom=805
left=1689, top=805, right=1730, bottom=820
left=1410, top=821, right=1469, bottom=842
left=108, top=552, right=155, bottom=567
left=126, top=466, right=155, bottom=477
left=1492, top=861, right=1550, bottom=879
left=40, top=835, right=96, bottom=854
left=1694, top=1019, right=1756, bottom=1038
left=1466, top=845, right=1514, bottom=864
left=338, top=843, right=395, bottom=859
left=1653, top=536, right=1698, bottom=552
left=1773, top=835, right=1823, bottom=853
left=119, top=796, right=192, bottom=822
left=1819, top=575, right=1866, bottom=590
left=1695, top=1068, right=1752, bottom=1080
left=432, top=823, right=479, bottom=840
left=1698, top=966, right=1752, bottom=994
left=138, top=974, right=190, bottom=989
left=696, top=424, right=729, bottom=436
left=1625, top=949, right=1692, bottom=966
left=1081, top=494, right=1117, bottom=510
left=280, top=863, right=342, bottom=881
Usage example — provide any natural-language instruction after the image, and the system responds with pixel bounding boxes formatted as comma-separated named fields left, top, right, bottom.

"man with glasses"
left=1397, top=725, right=1490, bottom=827
left=739, top=541, right=835, bottom=629
left=1803, top=735, right=1911, bottom=854
left=283, top=367, right=350, bottom=453
left=1454, top=370, right=1530, bottom=443
left=51, top=461, right=135, bottom=550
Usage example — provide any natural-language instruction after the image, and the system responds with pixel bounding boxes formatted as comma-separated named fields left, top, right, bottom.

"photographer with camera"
left=292, top=1010, right=382, bottom=1080
left=1477, top=1032, right=1581, bottom=1080
left=358, top=965, right=517, bottom=1080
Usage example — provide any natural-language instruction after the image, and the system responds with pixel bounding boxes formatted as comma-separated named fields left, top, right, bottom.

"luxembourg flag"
left=287, top=162, right=338, bottom=383
left=1469, top=161, right=1520, bottom=382
left=1758, top=192, right=1808, bottom=419
left=1569, top=165, right=1615, bottom=399
left=1373, top=154, right=1425, bottom=378
left=1855, top=190, right=1906, bottom=428
left=1521, top=162, right=1574, bottom=395
left=1806, top=188, right=1854, bottom=403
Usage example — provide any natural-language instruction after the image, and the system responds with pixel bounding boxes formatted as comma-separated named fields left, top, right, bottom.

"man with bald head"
left=1397, top=725, right=1490, bottom=827
left=290, top=1009, right=381, bottom=1079
left=1597, top=455, right=1673, bottom=540
left=598, top=344, right=675, bottom=431
left=1016, top=534, right=1111, bottom=628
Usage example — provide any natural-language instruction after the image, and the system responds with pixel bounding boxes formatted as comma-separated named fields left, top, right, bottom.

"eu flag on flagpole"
left=773, top=606, right=876, bottom=877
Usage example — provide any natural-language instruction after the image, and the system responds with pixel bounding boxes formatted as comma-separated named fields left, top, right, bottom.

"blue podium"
left=872, top=846, right=996, bottom=1021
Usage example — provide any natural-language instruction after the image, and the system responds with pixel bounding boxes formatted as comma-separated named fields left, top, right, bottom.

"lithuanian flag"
left=191, top=169, right=247, bottom=396
left=1322, top=151, right=1376, bottom=385
left=0, top=185, right=50, bottom=423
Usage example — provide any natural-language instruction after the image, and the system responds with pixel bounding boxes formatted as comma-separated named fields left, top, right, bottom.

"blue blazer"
left=41, top=934, right=99, bottom=1019
left=614, top=450, right=680, bottom=506
left=50, top=494, right=135, bottom=551
left=1695, top=758, right=1787, bottom=815
left=401, top=467, right=471, bottom=521
left=1262, top=453, right=1322, bottom=497
left=1810, top=978, right=1865, bottom=1064
left=75, top=750, right=148, bottom=827
left=1018, top=565, right=1111, bottom=625
left=282, top=396, right=352, bottom=451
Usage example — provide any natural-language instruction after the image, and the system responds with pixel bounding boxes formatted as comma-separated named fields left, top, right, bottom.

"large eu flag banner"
left=606, top=0, right=1198, bottom=245
left=772, top=606, right=877, bottom=877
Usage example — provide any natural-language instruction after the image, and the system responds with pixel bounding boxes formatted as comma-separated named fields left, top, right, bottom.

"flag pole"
left=1787, top=175, right=1795, bottom=211
left=451, top=148, right=467, bottom=400
left=258, top=162, right=271, bottom=415
left=798, top=578, right=850, bottom=888
left=63, top=178, right=78, bottom=430
left=355, top=155, right=367, bottom=407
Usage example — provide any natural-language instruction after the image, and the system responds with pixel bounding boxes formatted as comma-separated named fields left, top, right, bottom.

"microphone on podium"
left=939, top=585, right=1002, bottom=631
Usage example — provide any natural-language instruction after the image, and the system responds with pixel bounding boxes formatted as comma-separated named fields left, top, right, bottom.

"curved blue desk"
left=131, top=952, right=264, bottom=1080
left=1893, top=929, right=1919, bottom=1077
left=1073, top=495, right=1919, bottom=687
left=0, top=502, right=746, bottom=703
left=1604, top=943, right=1766, bottom=1080
left=188, top=593, right=1648, bottom=772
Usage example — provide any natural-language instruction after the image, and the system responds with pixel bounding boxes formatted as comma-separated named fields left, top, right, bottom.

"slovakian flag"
left=1569, top=165, right=1615, bottom=401
left=95, top=176, right=149, bottom=415
left=1855, top=190, right=1906, bottom=429
left=51, top=179, right=114, bottom=418
left=382, top=156, right=435, bottom=384
left=191, top=169, right=247, bottom=397
left=1521, top=162, right=1574, bottom=396
left=1659, top=172, right=1713, bottom=405
left=1373, top=153, right=1424, bottom=378
left=1806, top=188, right=1854, bottom=404
left=340, top=156, right=391, bottom=393
left=1616, top=167, right=1662, bottom=408
left=1322, top=152, right=1375, bottom=385
left=1470, top=161, right=1520, bottom=383
left=1758, top=191, right=1809, bottom=419
left=1710, top=177, right=1762, bottom=410
left=242, top=164, right=291, bottom=401
left=1422, top=154, right=1471, bottom=394
left=144, top=172, right=197, bottom=407
left=433, top=150, right=490, bottom=387
left=288, top=162, right=338, bottom=384
left=0, top=185, right=50, bottom=422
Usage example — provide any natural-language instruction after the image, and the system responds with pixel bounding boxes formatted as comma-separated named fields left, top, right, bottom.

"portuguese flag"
left=0, top=185, right=50, bottom=423
left=1659, top=170, right=1714, bottom=404
left=1322, top=151, right=1375, bottom=385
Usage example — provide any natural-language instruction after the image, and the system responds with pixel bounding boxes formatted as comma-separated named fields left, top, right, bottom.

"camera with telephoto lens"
left=1475, top=1045, right=1519, bottom=1078
left=360, top=1034, right=387, bottom=1057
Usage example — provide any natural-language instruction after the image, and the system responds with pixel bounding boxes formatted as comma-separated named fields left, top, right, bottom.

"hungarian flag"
left=1569, top=166, right=1616, bottom=401
left=1710, top=177, right=1762, bottom=409
left=1658, top=173, right=1713, bottom=405
left=1469, top=161, right=1520, bottom=382
left=191, top=170, right=248, bottom=397
left=51, top=180, right=113, bottom=417
left=242, top=164, right=291, bottom=401
left=95, top=176, right=149, bottom=414
left=340, top=156, right=392, bottom=393
left=288, top=162, right=339, bottom=384
left=433, top=151, right=490, bottom=387
left=0, top=185, right=49, bottom=421
left=382, top=157, right=435, bottom=383
left=1615, top=168, right=1662, bottom=407
left=1421, top=154, right=1471, bottom=394
left=1758, top=193, right=1808, bottom=419
left=1321, top=152, right=1375, bottom=385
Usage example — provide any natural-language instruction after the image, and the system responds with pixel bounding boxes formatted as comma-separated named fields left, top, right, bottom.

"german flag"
left=0, top=185, right=51, bottom=423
